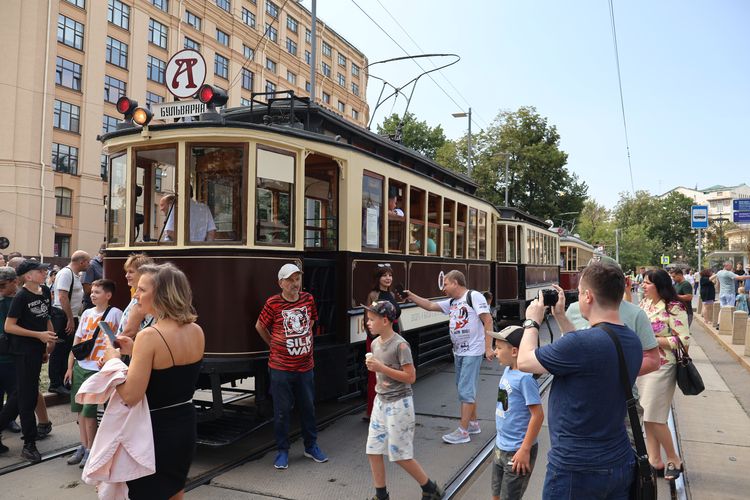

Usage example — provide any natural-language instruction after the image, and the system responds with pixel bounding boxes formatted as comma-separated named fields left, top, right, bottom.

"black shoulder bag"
left=601, top=324, right=658, bottom=500
left=71, top=306, right=113, bottom=361
left=673, top=336, right=704, bottom=396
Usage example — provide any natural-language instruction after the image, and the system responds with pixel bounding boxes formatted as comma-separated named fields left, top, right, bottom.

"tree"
left=576, top=199, right=613, bottom=245
left=376, top=112, right=447, bottom=159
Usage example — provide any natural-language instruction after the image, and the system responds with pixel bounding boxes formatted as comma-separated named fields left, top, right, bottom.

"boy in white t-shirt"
left=64, top=279, right=122, bottom=469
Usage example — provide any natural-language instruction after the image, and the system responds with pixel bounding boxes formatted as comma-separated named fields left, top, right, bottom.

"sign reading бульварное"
left=151, top=100, right=206, bottom=120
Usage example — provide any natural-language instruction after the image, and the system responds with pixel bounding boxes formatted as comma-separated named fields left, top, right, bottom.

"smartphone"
left=98, top=322, right=119, bottom=348
left=393, top=283, right=406, bottom=301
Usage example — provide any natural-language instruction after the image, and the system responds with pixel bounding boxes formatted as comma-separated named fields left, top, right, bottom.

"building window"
left=242, top=7, right=256, bottom=28
left=321, top=62, right=331, bottom=78
left=104, top=75, right=126, bottom=104
left=216, top=28, right=230, bottom=46
left=352, top=63, right=360, bottom=77
left=337, top=73, right=345, bottom=87
left=286, top=38, right=297, bottom=56
left=287, top=15, right=298, bottom=32
left=55, top=57, right=82, bottom=91
left=65, top=0, right=85, bottom=8
left=146, top=91, right=164, bottom=107
left=105, top=36, right=128, bottom=68
left=57, top=15, right=84, bottom=50
left=149, top=19, right=168, bottom=49
left=53, top=100, right=80, bottom=133
left=147, top=55, right=166, bottom=83
left=100, top=154, right=108, bottom=181
left=52, top=144, right=79, bottom=175
left=338, top=53, right=346, bottom=67
left=322, top=41, right=332, bottom=57
left=266, top=80, right=276, bottom=93
left=55, top=188, right=73, bottom=217
left=265, top=23, right=278, bottom=43
left=242, top=68, right=254, bottom=90
left=337, top=100, right=345, bottom=113
left=305, top=50, right=311, bottom=65
left=107, top=0, right=129, bottom=30
left=351, top=82, right=359, bottom=96
left=216, top=0, right=230, bottom=12
left=305, top=81, right=311, bottom=92
left=241, top=97, right=251, bottom=106
left=102, top=115, right=119, bottom=134
left=184, top=37, right=200, bottom=50
left=266, top=58, right=276, bottom=73
left=184, top=10, right=201, bottom=30
left=243, top=45, right=254, bottom=60
left=266, top=0, right=279, bottom=18
left=351, top=108, right=359, bottom=120
left=54, top=234, right=71, bottom=258
left=322, top=92, right=330, bottom=104
left=286, top=71, right=296, bottom=85
left=151, top=0, right=168, bottom=12
left=305, top=28, right=311, bottom=44
left=215, top=53, right=229, bottom=79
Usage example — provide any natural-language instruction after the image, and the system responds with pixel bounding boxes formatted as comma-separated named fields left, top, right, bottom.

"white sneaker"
left=467, top=421, right=481, bottom=435
left=79, top=449, right=90, bottom=469
left=442, top=427, right=470, bottom=444
left=66, top=445, right=85, bottom=465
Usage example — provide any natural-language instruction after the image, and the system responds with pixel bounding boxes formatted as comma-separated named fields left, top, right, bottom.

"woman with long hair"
left=637, top=269, right=690, bottom=481
left=116, top=253, right=155, bottom=338
left=103, top=263, right=204, bottom=500
left=363, top=265, right=401, bottom=419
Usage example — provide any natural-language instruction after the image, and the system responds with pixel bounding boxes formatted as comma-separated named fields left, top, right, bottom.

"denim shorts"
left=719, top=294, right=735, bottom=307
left=491, top=444, right=538, bottom=499
left=454, top=354, right=483, bottom=403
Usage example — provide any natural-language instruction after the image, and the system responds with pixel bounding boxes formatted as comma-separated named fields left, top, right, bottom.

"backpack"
left=450, top=289, right=477, bottom=313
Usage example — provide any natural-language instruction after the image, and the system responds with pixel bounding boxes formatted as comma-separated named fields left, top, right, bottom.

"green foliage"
left=376, top=112, right=447, bottom=159
left=576, top=200, right=613, bottom=245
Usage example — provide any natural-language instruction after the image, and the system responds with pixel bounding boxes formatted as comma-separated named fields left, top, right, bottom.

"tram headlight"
left=132, top=107, right=153, bottom=127
left=197, top=84, right=228, bottom=111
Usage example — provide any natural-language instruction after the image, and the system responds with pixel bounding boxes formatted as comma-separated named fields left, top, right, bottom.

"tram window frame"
left=478, top=210, right=487, bottom=259
left=442, top=198, right=455, bottom=258
left=255, top=145, right=296, bottom=247
left=303, top=161, right=338, bottom=251
left=507, top=224, right=518, bottom=263
left=186, top=142, right=248, bottom=245
left=361, top=170, right=385, bottom=252
left=409, top=187, right=426, bottom=256
left=456, top=203, right=467, bottom=258
left=468, top=207, right=478, bottom=259
left=427, top=193, right=441, bottom=257
left=130, top=145, right=178, bottom=246
left=108, top=152, right=127, bottom=246
left=387, top=180, right=406, bottom=254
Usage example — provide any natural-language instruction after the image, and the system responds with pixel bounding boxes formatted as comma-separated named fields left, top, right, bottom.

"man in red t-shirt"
left=256, top=263, right=328, bottom=470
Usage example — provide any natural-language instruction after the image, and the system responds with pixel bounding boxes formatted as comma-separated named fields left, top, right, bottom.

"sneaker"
left=49, top=385, right=70, bottom=396
left=37, top=421, right=52, bottom=439
left=304, top=444, right=329, bottom=463
left=422, top=485, right=445, bottom=500
left=467, top=421, right=481, bottom=435
left=67, top=445, right=85, bottom=465
left=273, top=450, right=289, bottom=469
left=442, top=427, right=470, bottom=444
left=21, top=442, right=41, bottom=464
left=5, top=420, right=21, bottom=433
left=79, top=449, right=90, bottom=469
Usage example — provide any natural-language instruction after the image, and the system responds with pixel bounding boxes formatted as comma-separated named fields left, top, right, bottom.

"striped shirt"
left=258, top=292, right=318, bottom=372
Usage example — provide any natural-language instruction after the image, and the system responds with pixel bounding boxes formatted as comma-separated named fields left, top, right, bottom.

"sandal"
left=654, top=466, right=665, bottom=478
left=664, top=461, right=683, bottom=481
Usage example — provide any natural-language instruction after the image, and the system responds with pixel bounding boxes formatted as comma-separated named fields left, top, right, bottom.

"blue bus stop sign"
left=733, top=199, right=750, bottom=211
left=734, top=211, right=750, bottom=223
left=691, top=205, right=708, bottom=229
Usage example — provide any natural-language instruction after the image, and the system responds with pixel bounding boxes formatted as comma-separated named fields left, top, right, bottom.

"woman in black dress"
left=103, top=263, right=204, bottom=500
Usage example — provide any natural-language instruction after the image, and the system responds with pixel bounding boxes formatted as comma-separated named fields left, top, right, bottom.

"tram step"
left=196, top=411, right=272, bottom=447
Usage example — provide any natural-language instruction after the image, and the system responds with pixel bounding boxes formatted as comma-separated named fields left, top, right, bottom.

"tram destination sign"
left=151, top=100, right=206, bottom=120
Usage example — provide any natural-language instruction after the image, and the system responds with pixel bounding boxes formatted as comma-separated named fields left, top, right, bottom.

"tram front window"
left=133, top=147, right=177, bottom=244
left=256, top=147, right=295, bottom=245
left=107, top=153, right=127, bottom=245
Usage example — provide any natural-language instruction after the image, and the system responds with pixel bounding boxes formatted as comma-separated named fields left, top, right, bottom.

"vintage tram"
left=558, top=232, right=594, bottom=303
left=100, top=91, right=559, bottom=443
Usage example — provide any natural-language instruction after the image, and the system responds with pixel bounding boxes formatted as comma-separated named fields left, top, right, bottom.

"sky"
left=300, top=0, right=750, bottom=209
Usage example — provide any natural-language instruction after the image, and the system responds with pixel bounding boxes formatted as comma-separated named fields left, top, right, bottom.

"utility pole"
left=615, top=228, right=620, bottom=263
left=503, top=153, right=511, bottom=206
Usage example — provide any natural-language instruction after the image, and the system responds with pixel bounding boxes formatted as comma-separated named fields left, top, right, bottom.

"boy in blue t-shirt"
left=489, top=326, right=544, bottom=500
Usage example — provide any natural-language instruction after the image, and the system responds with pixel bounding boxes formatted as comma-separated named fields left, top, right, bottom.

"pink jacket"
left=76, top=358, right=155, bottom=500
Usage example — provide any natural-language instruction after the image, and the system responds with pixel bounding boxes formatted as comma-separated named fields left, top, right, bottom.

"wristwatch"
left=522, top=319, right=540, bottom=330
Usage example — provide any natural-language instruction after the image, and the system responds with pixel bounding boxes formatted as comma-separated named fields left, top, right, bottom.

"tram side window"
left=189, top=145, right=245, bottom=243
left=256, top=147, right=295, bottom=246
left=427, top=193, right=440, bottom=256
left=497, top=224, right=507, bottom=262
left=362, top=171, right=384, bottom=251
left=507, top=225, right=518, bottom=263
left=133, top=147, right=177, bottom=244
left=108, top=153, right=127, bottom=246
left=409, top=187, right=426, bottom=255
left=456, top=203, right=467, bottom=258
left=478, top=210, right=487, bottom=259
left=567, top=247, right=577, bottom=271
left=468, top=208, right=478, bottom=259
left=443, top=198, right=455, bottom=258
left=387, top=180, right=406, bottom=253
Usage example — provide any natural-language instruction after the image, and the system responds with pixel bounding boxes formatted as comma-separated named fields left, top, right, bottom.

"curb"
left=693, top=314, right=750, bottom=374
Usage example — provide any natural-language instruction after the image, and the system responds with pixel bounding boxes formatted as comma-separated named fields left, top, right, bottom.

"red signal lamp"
left=197, top=85, right=228, bottom=110
left=116, top=96, right=138, bottom=117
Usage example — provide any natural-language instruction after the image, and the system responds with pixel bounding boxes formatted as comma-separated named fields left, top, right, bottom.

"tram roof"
left=495, top=206, right=555, bottom=230
left=99, top=96, right=480, bottom=196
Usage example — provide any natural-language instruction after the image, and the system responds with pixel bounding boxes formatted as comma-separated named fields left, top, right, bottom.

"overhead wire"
left=608, top=0, right=636, bottom=194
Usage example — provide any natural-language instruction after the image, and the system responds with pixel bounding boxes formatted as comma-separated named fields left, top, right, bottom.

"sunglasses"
left=498, top=388, right=508, bottom=411
left=377, top=263, right=392, bottom=268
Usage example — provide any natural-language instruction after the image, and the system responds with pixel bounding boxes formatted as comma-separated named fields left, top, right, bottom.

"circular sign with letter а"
left=165, top=49, right=207, bottom=99
left=438, top=270, right=445, bottom=291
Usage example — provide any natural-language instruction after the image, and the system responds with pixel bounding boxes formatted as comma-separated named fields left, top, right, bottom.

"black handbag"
left=673, top=337, right=705, bottom=396
left=71, top=306, right=112, bottom=361
left=601, top=325, right=658, bottom=500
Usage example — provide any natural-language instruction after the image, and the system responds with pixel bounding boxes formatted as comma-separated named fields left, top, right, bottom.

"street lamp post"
left=452, top=108, right=472, bottom=175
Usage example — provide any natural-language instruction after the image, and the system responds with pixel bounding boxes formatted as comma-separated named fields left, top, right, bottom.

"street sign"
left=690, top=205, right=708, bottom=229
left=151, top=100, right=206, bottom=120
left=733, top=199, right=750, bottom=211
left=660, top=255, right=670, bottom=265
left=165, top=49, right=206, bottom=99
left=733, top=211, right=750, bottom=223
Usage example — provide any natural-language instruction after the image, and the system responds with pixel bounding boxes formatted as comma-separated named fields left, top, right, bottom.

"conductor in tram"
left=160, top=186, right=216, bottom=242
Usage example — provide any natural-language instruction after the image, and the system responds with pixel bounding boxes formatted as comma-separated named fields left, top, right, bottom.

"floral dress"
left=639, top=298, right=690, bottom=366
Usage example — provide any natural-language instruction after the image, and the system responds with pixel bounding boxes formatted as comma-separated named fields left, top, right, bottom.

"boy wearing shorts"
left=489, top=326, right=544, bottom=500
left=64, top=279, right=122, bottom=468
left=364, top=301, right=443, bottom=500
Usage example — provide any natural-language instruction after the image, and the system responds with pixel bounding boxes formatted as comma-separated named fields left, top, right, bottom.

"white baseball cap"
left=278, top=263, right=302, bottom=280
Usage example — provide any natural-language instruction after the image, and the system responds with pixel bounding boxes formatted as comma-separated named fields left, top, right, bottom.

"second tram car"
left=558, top=232, right=595, bottom=303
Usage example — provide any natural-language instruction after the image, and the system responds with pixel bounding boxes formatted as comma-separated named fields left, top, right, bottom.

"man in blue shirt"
left=518, top=262, right=642, bottom=499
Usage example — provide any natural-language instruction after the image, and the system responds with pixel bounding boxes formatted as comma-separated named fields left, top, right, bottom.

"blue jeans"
left=542, top=458, right=634, bottom=500
left=269, top=368, right=318, bottom=451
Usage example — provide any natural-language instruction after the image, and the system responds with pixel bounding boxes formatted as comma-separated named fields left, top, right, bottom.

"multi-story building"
left=0, top=0, right=369, bottom=261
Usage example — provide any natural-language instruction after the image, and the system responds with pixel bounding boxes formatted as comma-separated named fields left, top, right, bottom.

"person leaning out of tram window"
left=117, top=253, right=155, bottom=339
left=363, top=265, right=402, bottom=421
left=637, top=269, right=689, bottom=481
left=255, top=263, right=328, bottom=470
left=102, top=263, right=205, bottom=500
